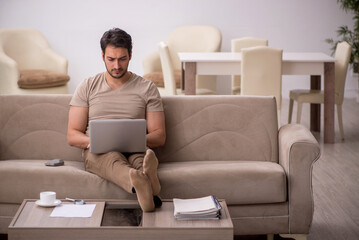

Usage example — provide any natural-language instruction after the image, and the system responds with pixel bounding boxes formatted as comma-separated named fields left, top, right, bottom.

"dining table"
left=178, top=52, right=336, bottom=143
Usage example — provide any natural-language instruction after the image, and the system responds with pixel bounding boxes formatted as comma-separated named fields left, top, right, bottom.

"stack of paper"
left=173, top=195, right=222, bottom=220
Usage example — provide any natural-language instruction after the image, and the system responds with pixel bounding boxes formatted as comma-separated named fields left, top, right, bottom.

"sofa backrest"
left=0, top=94, right=82, bottom=161
left=0, top=95, right=278, bottom=163
left=155, top=95, right=279, bottom=163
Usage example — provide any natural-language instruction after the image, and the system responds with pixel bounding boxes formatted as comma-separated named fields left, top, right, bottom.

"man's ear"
left=101, top=52, right=105, bottom=60
left=129, top=51, right=132, bottom=60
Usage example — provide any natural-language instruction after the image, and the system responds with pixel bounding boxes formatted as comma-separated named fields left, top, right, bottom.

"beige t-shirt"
left=70, top=72, right=163, bottom=135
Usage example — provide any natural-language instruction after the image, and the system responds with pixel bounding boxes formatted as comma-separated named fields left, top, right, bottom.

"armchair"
left=143, top=25, right=222, bottom=92
left=0, top=28, right=69, bottom=94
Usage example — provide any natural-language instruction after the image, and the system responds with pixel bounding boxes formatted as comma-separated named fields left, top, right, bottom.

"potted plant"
left=326, top=0, right=359, bottom=101
left=326, top=0, right=359, bottom=65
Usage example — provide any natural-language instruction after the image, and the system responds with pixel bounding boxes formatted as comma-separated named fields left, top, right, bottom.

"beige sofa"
left=0, top=94, right=320, bottom=239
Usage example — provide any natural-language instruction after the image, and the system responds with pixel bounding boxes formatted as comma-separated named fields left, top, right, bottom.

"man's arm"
left=67, top=106, right=90, bottom=149
left=146, top=111, right=166, bottom=148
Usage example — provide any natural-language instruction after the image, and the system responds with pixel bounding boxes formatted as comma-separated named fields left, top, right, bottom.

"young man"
left=67, top=28, right=166, bottom=212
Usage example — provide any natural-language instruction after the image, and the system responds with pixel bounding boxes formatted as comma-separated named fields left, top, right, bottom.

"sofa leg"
left=279, top=234, right=307, bottom=240
left=267, top=234, right=274, bottom=240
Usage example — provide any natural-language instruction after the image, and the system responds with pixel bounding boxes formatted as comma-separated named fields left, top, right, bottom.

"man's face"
left=102, top=45, right=131, bottom=79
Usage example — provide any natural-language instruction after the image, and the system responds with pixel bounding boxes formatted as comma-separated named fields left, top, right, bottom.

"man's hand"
left=146, top=111, right=166, bottom=148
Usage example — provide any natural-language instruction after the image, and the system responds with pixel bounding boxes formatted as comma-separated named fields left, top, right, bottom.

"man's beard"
left=106, top=67, right=127, bottom=79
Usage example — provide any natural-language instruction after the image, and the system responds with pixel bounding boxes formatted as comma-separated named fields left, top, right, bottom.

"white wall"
left=0, top=0, right=357, bottom=98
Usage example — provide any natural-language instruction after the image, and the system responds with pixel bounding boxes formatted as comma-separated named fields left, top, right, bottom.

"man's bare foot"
left=143, top=149, right=161, bottom=195
left=129, top=169, right=154, bottom=212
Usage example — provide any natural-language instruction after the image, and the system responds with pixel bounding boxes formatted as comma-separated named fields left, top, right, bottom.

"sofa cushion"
left=18, top=70, right=70, bottom=89
left=0, top=160, right=136, bottom=204
left=0, top=95, right=81, bottom=161
left=155, top=96, right=278, bottom=163
left=158, top=161, right=287, bottom=205
left=0, top=159, right=286, bottom=205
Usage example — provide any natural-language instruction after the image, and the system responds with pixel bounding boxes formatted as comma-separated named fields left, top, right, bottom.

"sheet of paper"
left=50, top=204, right=96, bottom=218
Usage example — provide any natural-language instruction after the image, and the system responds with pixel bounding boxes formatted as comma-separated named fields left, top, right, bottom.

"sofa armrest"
left=142, top=50, right=162, bottom=74
left=278, top=124, right=320, bottom=234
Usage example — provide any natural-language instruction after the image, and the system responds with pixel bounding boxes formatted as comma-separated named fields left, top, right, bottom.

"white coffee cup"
left=40, top=191, right=56, bottom=205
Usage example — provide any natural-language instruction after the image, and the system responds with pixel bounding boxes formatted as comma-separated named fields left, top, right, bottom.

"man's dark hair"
left=100, top=28, right=132, bottom=56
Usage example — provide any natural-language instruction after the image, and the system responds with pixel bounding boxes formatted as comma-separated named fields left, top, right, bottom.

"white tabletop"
left=178, top=52, right=335, bottom=63
left=178, top=51, right=336, bottom=144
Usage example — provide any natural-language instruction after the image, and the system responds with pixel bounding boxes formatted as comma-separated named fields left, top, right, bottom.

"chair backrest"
left=0, top=28, right=50, bottom=70
left=231, top=37, right=268, bottom=93
left=158, top=42, right=177, bottom=95
left=231, top=37, right=268, bottom=52
left=241, top=46, right=283, bottom=111
left=335, top=41, right=352, bottom=105
left=166, top=25, right=222, bottom=69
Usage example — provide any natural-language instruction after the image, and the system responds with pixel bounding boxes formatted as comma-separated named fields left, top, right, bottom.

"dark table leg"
left=310, top=75, right=321, bottom=132
left=184, top=62, right=196, bottom=95
left=324, top=62, right=335, bottom=143
left=181, top=62, right=185, bottom=91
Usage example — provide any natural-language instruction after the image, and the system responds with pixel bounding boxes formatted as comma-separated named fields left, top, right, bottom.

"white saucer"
left=35, top=199, right=61, bottom=207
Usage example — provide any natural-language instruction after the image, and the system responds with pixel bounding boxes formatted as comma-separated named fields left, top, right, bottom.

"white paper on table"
left=50, top=204, right=96, bottom=218
left=173, top=196, right=218, bottom=214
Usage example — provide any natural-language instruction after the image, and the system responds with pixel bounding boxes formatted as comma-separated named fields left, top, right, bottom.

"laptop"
left=89, top=119, right=146, bottom=154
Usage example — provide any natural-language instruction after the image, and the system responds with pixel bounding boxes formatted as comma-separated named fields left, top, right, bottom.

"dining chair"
left=231, top=37, right=268, bottom=95
left=157, top=41, right=215, bottom=96
left=288, top=41, right=352, bottom=140
left=241, top=46, right=283, bottom=126
left=143, top=25, right=222, bottom=92
left=0, top=28, right=70, bottom=94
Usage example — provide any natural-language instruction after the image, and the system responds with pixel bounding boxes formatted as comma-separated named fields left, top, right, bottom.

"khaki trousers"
left=83, top=150, right=145, bottom=193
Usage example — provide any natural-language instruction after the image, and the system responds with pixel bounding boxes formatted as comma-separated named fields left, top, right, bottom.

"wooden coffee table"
left=8, top=199, right=233, bottom=240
